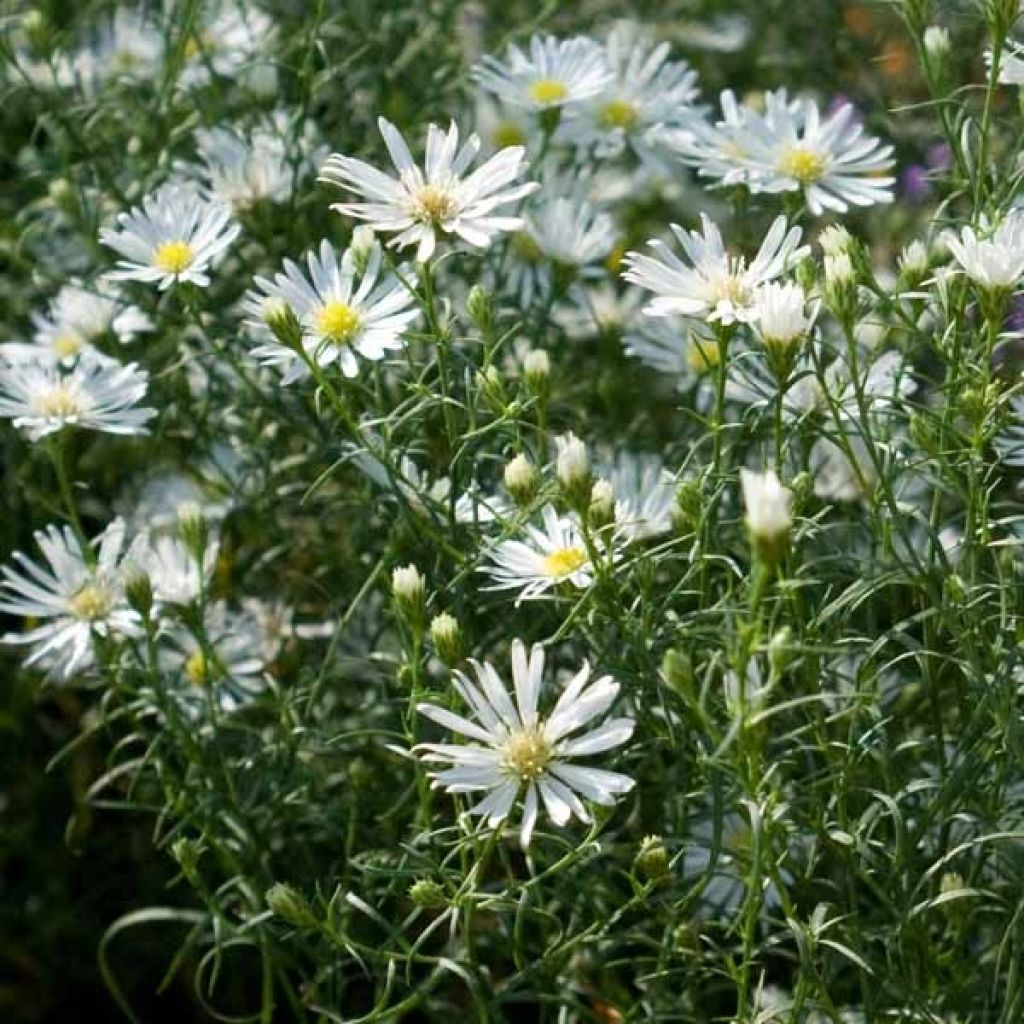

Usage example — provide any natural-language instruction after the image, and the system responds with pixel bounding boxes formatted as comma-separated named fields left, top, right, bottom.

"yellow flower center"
left=778, top=145, right=827, bottom=184
left=686, top=335, right=722, bottom=373
left=52, top=332, right=84, bottom=359
left=528, top=78, right=569, bottom=105
left=542, top=546, right=587, bottom=577
left=501, top=727, right=553, bottom=781
left=35, top=383, right=82, bottom=418
left=153, top=240, right=195, bottom=274
left=67, top=583, right=113, bottom=621
left=599, top=98, right=640, bottom=131
left=414, top=184, right=456, bottom=223
left=315, top=300, right=362, bottom=344
left=184, top=650, right=212, bottom=686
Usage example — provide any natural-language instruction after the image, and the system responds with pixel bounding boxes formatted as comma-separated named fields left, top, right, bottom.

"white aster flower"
left=473, top=34, right=613, bottom=113
left=101, top=184, right=240, bottom=290
left=563, top=22, right=701, bottom=161
left=604, top=452, right=676, bottom=542
left=623, top=214, right=805, bottom=325
left=810, top=435, right=878, bottom=503
left=740, top=469, right=793, bottom=544
left=945, top=211, right=1024, bottom=289
left=192, top=122, right=295, bottom=207
left=0, top=352, right=156, bottom=441
left=3, top=282, right=151, bottom=367
left=178, top=1, right=276, bottom=89
left=505, top=190, right=616, bottom=306
left=416, top=638, right=635, bottom=847
left=0, top=518, right=140, bottom=680
left=61, top=8, right=164, bottom=95
left=987, top=41, right=1024, bottom=86
left=666, top=89, right=895, bottom=215
left=552, top=283, right=645, bottom=339
left=480, top=505, right=611, bottom=603
left=158, top=601, right=271, bottom=714
left=319, top=118, right=539, bottom=262
left=244, top=238, right=419, bottom=382
left=126, top=531, right=217, bottom=609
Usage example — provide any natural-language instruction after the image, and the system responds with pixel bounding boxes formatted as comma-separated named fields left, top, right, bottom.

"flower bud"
left=177, top=502, right=208, bottom=560
left=262, top=297, right=303, bottom=351
left=266, top=883, right=319, bottom=929
left=818, top=224, right=853, bottom=258
left=171, top=837, right=204, bottom=886
left=522, top=348, right=550, bottom=396
left=555, top=432, right=591, bottom=508
left=740, top=469, right=793, bottom=564
left=466, top=284, right=493, bottom=331
left=923, top=25, right=950, bottom=64
left=408, top=878, right=447, bottom=909
left=673, top=477, right=703, bottom=536
left=768, top=626, right=795, bottom=677
left=634, top=835, right=671, bottom=881
left=429, top=612, right=462, bottom=666
left=504, top=453, right=538, bottom=506
left=47, top=178, right=77, bottom=215
left=588, top=478, right=616, bottom=529
left=349, top=226, right=376, bottom=275
left=898, top=240, right=929, bottom=284
left=660, top=648, right=695, bottom=701
left=392, top=564, right=425, bottom=624
left=124, top=568, right=154, bottom=618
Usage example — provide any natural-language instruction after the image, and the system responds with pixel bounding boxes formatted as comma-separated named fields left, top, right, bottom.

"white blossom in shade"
left=623, top=214, right=805, bottom=326
left=119, top=471, right=231, bottom=537
left=0, top=518, right=140, bottom=680
left=0, top=353, right=156, bottom=441
left=740, top=469, right=793, bottom=543
left=351, top=448, right=508, bottom=525
left=810, top=435, right=878, bottom=503
left=604, top=452, right=676, bottom=542
left=986, top=42, right=1024, bottom=86
left=472, top=35, right=613, bottom=113
left=416, top=639, right=635, bottom=847
left=562, top=22, right=702, bottom=161
left=243, top=239, right=419, bottom=383
left=100, top=184, right=240, bottom=290
left=505, top=191, right=616, bottom=306
left=552, top=283, right=645, bottom=339
left=622, top=312, right=718, bottom=387
left=178, top=1, right=276, bottom=89
left=126, top=531, right=217, bottom=608
left=752, top=282, right=816, bottom=351
left=945, top=211, right=1024, bottom=289
left=665, top=89, right=895, bottom=215
left=480, top=505, right=611, bottom=603
left=157, top=601, right=271, bottom=714
left=319, top=118, right=539, bottom=262
left=192, top=123, right=294, bottom=208
left=2, top=283, right=152, bottom=367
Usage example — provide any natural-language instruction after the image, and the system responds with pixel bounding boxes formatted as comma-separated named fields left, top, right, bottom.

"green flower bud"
left=429, top=612, right=462, bottom=666
left=266, top=883, right=320, bottom=929
left=634, top=835, right=671, bottom=881
left=408, top=878, right=447, bottom=909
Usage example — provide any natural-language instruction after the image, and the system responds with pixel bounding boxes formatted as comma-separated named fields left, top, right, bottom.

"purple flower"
left=901, top=164, right=931, bottom=203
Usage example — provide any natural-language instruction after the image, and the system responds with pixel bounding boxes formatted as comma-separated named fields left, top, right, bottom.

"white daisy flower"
left=319, top=118, right=539, bottom=262
left=0, top=352, right=156, bottom=441
left=158, top=601, right=272, bottom=714
left=480, top=504, right=610, bottom=603
left=100, top=184, right=240, bottom=290
left=752, top=281, right=816, bottom=352
left=416, top=638, right=635, bottom=847
left=563, top=22, right=702, bottom=161
left=351, top=449, right=509, bottom=525
left=945, top=211, right=1024, bottom=289
left=505, top=190, right=616, bottom=306
left=810, top=434, right=878, bottom=503
left=126, top=531, right=217, bottom=609
left=552, top=283, right=645, bottom=339
left=604, top=452, right=676, bottom=542
left=243, top=238, right=419, bottom=382
left=666, top=89, right=896, bottom=215
left=986, top=42, right=1024, bottom=85
left=472, top=34, right=613, bottom=113
left=178, top=1, right=276, bottom=90
left=60, top=8, right=164, bottom=95
left=0, top=518, right=140, bottom=680
left=119, top=471, right=231, bottom=537
left=3, top=283, right=152, bottom=367
left=623, top=214, right=805, bottom=325
left=192, top=123, right=294, bottom=208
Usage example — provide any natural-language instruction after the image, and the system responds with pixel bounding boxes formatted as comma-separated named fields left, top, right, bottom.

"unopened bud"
left=262, top=298, right=303, bottom=351
left=429, top=612, right=462, bottom=666
left=466, top=284, right=493, bottom=331
left=555, top=432, right=591, bottom=508
left=171, top=837, right=204, bottom=885
left=265, top=883, right=319, bottom=929
left=392, top=564, right=425, bottom=625
left=408, top=878, right=447, bottom=909
left=634, top=835, right=671, bottom=880
left=589, top=478, right=615, bottom=529
left=124, top=569, right=154, bottom=618
left=504, top=453, right=538, bottom=506
left=349, top=226, right=376, bottom=275
left=522, top=348, right=550, bottom=396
